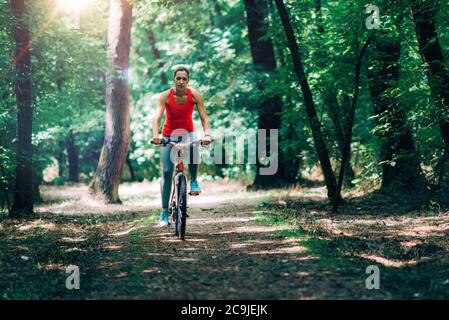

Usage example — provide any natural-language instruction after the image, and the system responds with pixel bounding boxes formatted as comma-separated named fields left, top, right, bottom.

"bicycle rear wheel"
left=176, top=173, right=187, bottom=240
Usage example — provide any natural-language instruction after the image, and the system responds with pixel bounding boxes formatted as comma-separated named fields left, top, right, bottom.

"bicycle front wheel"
left=175, top=173, right=187, bottom=240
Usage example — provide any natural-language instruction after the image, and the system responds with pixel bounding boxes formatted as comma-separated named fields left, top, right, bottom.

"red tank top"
left=162, top=88, right=195, bottom=136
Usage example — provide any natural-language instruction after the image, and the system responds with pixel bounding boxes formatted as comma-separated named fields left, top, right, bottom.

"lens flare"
left=56, top=0, right=88, bottom=13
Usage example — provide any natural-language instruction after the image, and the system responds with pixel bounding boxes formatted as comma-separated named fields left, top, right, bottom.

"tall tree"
left=125, top=153, right=136, bottom=181
left=244, top=0, right=293, bottom=188
left=66, top=130, right=79, bottom=183
left=88, top=0, right=132, bottom=203
left=57, top=140, right=66, bottom=178
left=313, top=0, right=355, bottom=187
left=411, top=0, right=449, bottom=153
left=147, top=29, right=167, bottom=86
left=367, top=31, right=428, bottom=192
left=55, top=75, right=79, bottom=183
left=274, top=0, right=339, bottom=206
left=268, top=0, right=302, bottom=184
left=334, top=32, right=373, bottom=211
left=10, top=0, right=33, bottom=216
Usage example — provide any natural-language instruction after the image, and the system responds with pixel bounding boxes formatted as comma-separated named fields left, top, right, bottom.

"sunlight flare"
left=56, top=0, right=88, bottom=13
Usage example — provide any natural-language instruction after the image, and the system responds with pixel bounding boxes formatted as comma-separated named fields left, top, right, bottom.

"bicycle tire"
left=171, top=205, right=178, bottom=236
left=176, top=173, right=187, bottom=240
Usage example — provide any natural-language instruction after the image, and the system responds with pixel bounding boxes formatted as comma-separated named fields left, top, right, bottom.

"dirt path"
left=101, top=196, right=369, bottom=300
left=108, top=202, right=322, bottom=299
left=1, top=181, right=448, bottom=299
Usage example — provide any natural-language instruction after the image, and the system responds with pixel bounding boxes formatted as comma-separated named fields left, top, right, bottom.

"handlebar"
left=151, top=137, right=210, bottom=147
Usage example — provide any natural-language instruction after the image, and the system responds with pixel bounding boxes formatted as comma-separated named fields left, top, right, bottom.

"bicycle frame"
left=151, top=137, right=205, bottom=238
left=168, top=141, right=189, bottom=211
left=160, top=138, right=202, bottom=229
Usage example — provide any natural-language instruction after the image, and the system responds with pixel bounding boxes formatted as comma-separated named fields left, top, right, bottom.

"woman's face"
left=174, top=70, right=189, bottom=92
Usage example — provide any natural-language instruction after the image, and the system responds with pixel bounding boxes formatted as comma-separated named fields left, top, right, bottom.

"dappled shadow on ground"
left=263, top=190, right=449, bottom=299
left=0, top=184, right=367, bottom=299
left=1, top=182, right=448, bottom=299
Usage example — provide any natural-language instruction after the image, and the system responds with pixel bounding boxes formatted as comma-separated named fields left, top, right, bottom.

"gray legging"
left=160, top=132, right=199, bottom=210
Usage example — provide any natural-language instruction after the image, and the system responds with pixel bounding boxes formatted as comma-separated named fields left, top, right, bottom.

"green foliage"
left=0, top=0, right=16, bottom=211
left=2, top=0, right=449, bottom=201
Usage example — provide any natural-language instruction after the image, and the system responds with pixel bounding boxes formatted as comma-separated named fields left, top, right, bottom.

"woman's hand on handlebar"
left=201, top=136, right=211, bottom=146
left=201, top=137, right=211, bottom=147
left=151, top=137, right=162, bottom=145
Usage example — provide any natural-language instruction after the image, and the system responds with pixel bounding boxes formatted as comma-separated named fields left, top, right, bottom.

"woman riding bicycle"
left=151, top=66, right=211, bottom=228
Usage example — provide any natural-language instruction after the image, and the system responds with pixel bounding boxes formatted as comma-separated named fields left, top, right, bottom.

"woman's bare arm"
left=152, top=91, right=168, bottom=142
left=191, top=88, right=210, bottom=139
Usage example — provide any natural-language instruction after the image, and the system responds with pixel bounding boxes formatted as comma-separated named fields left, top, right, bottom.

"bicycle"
left=151, top=137, right=205, bottom=240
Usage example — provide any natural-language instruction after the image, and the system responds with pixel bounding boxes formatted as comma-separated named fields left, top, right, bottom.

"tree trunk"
left=335, top=34, right=373, bottom=210
left=126, top=152, right=136, bottom=182
left=282, top=122, right=302, bottom=183
left=314, top=0, right=355, bottom=187
left=411, top=0, right=449, bottom=152
left=314, top=0, right=324, bottom=34
left=274, top=0, right=339, bottom=205
left=212, top=1, right=223, bottom=27
left=244, top=0, right=290, bottom=188
left=88, top=0, right=132, bottom=203
left=32, top=161, right=43, bottom=204
left=0, top=164, right=13, bottom=212
left=269, top=0, right=302, bottom=184
left=147, top=30, right=167, bottom=86
left=436, top=149, right=449, bottom=187
left=10, top=0, right=34, bottom=217
left=57, top=140, right=66, bottom=178
left=367, top=32, right=428, bottom=193
left=67, top=130, right=79, bottom=183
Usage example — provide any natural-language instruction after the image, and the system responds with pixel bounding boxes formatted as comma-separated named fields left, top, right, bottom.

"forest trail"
left=1, top=181, right=449, bottom=299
